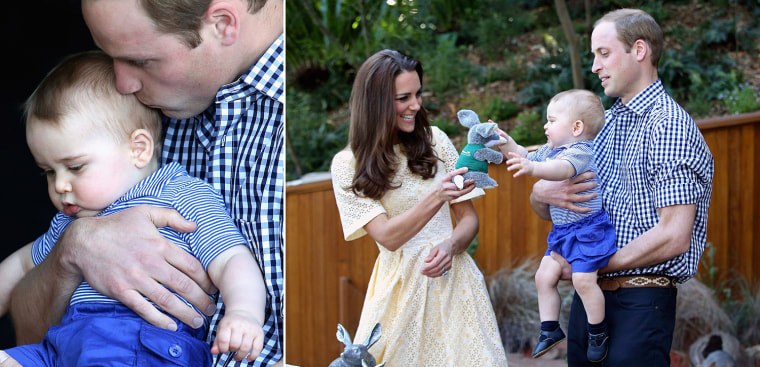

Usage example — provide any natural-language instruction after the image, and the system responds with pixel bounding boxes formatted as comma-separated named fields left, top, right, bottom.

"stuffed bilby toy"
left=452, top=109, right=506, bottom=189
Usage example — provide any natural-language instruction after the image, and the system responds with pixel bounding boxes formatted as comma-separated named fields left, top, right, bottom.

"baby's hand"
left=210, top=309, right=264, bottom=363
left=505, top=152, right=533, bottom=177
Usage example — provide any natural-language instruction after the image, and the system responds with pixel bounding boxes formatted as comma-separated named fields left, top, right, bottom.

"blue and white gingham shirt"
left=32, top=162, right=247, bottom=319
left=595, top=80, right=714, bottom=283
left=162, top=35, right=284, bottom=366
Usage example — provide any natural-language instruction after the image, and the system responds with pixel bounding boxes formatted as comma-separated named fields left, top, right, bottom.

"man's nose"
left=113, top=60, right=142, bottom=95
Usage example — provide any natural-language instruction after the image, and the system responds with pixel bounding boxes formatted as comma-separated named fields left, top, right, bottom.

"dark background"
left=1, top=1, right=95, bottom=348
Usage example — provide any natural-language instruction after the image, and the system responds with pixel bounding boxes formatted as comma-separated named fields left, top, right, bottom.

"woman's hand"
left=438, top=167, right=475, bottom=202
left=421, top=239, right=453, bottom=278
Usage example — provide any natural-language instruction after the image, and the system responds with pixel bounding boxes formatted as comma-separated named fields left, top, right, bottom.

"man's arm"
left=9, top=205, right=217, bottom=343
left=600, top=204, right=695, bottom=273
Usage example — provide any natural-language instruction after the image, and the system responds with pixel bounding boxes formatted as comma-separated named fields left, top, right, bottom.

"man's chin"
left=159, top=108, right=201, bottom=120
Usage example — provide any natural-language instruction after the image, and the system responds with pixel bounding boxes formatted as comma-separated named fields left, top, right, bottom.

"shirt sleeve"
left=330, top=150, right=387, bottom=241
left=431, top=126, right=485, bottom=203
left=557, top=143, right=594, bottom=178
left=174, top=179, right=249, bottom=270
left=31, top=213, right=75, bottom=266
left=648, top=110, right=714, bottom=208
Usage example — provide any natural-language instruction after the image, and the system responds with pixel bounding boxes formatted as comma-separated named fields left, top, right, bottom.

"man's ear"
left=205, top=0, right=240, bottom=46
left=633, top=39, right=648, bottom=63
left=572, top=120, right=585, bottom=137
left=130, top=129, right=154, bottom=168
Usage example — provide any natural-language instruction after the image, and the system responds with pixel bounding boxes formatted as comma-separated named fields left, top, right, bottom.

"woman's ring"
left=442, top=269, right=450, bottom=276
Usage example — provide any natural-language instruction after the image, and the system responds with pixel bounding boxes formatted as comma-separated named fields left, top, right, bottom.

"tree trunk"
left=555, top=0, right=584, bottom=89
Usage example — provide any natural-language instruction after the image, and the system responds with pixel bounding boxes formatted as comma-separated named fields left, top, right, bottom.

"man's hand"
left=530, top=171, right=598, bottom=220
left=59, top=205, right=216, bottom=330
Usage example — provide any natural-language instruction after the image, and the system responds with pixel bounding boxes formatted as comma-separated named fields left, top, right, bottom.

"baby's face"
left=26, top=116, right=142, bottom=217
left=544, top=100, right=578, bottom=148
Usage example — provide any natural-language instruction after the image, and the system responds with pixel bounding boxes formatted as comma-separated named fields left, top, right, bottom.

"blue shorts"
left=545, top=210, right=617, bottom=273
left=6, top=303, right=212, bottom=367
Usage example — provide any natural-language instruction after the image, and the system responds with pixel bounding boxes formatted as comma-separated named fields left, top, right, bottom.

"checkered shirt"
left=161, top=35, right=284, bottom=366
left=595, top=79, right=714, bottom=283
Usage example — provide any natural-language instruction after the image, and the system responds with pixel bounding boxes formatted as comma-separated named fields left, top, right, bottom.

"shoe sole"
left=531, top=337, right=566, bottom=359
left=588, top=350, right=608, bottom=363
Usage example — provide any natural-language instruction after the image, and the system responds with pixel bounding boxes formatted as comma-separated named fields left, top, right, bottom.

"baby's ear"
left=572, top=120, right=585, bottom=137
left=130, top=129, right=155, bottom=168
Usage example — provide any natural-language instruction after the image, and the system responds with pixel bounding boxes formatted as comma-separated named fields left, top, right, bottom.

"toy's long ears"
left=336, top=324, right=353, bottom=347
left=457, top=109, right=481, bottom=128
left=364, top=323, right=382, bottom=349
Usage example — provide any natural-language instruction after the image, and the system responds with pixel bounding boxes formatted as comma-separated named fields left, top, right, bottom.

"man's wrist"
left=55, top=219, right=89, bottom=279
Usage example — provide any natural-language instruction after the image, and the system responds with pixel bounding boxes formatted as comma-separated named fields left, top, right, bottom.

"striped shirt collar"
left=111, top=162, right=183, bottom=205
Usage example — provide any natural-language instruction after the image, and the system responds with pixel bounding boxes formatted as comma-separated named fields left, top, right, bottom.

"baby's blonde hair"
left=550, top=89, right=605, bottom=139
left=24, top=50, right=162, bottom=158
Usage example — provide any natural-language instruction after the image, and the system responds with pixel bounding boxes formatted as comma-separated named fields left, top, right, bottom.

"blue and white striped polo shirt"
left=32, top=162, right=247, bottom=319
left=595, top=79, right=714, bottom=283
left=529, top=140, right=603, bottom=225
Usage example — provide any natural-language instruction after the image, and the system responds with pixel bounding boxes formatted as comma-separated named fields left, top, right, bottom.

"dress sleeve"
left=330, top=150, right=387, bottom=241
left=431, top=126, right=485, bottom=203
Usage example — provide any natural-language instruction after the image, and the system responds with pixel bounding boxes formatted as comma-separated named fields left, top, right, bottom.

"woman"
left=331, top=49, right=508, bottom=366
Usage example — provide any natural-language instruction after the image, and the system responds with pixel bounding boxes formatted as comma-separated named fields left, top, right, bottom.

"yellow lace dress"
left=330, top=127, right=508, bottom=366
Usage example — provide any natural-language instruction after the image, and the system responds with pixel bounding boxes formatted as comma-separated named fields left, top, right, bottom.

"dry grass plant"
left=673, top=278, right=734, bottom=351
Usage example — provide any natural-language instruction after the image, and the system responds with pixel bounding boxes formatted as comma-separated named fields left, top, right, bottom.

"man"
left=1, top=0, right=284, bottom=366
left=530, top=9, right=713, bottom=366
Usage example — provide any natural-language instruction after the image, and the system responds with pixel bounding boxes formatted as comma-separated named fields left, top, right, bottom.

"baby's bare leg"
left=536, top=254, right=563, bottom=322
left=572, top=271, right=604, bottom=324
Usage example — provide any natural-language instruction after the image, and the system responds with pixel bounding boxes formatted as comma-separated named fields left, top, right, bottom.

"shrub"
left=719, top=83, right=760, bottom=114
left=508, top=109, right=546, bottom=147
left=484, top=98, right=520, bottom=122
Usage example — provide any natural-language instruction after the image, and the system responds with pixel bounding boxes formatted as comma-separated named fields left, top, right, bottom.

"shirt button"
left=169, top=344, right=183, bottom=357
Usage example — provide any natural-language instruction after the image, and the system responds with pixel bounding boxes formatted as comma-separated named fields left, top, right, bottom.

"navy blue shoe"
left=531, top=327, right=566, bottom=358
left=587, top=331, right=609, bottom=362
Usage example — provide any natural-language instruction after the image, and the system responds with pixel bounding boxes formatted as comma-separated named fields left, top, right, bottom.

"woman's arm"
left=363, top=167, right=475, bottom=251
left=420, top=199, right=479, bottom=277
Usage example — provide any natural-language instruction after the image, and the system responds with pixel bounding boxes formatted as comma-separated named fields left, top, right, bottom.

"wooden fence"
left=284, top=111, right=760, bottom=366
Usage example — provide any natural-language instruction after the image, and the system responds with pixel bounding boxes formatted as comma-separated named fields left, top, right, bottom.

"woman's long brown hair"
left=348, top=50, right=438, bottom=200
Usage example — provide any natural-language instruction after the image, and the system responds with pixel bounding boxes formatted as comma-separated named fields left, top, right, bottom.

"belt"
left=598, top=275, right=677, bottom=291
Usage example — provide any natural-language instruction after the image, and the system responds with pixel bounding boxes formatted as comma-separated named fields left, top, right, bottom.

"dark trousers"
left=567, top=286, right=677, bottom=366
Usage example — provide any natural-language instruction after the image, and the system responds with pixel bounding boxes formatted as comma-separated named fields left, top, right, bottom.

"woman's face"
left=393, top=70, right=422, bottom=133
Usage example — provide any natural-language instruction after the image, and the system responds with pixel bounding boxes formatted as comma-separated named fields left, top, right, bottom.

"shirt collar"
left=217, top=34, right=284, bottom=104
left=114, top=162, right=184, bottom=204
left=610, top=79, right=664, bottom=117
